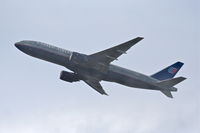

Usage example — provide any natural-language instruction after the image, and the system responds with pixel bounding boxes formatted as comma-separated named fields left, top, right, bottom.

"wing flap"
left=89, top=37, right=143, bottom=65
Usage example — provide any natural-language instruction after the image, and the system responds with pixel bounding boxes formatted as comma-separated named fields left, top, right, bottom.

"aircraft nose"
left=15, top=42, right=20, bottom=47
left=15, top=42, right=24, bottom=50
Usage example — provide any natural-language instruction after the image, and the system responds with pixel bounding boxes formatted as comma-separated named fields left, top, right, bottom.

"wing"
left=89, top=37, right=143, bottom=65
left=84, top=79, right=108, bottom=95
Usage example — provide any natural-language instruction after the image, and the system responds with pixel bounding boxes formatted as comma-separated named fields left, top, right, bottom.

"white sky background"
left=0, top=0, right=199, bottom=133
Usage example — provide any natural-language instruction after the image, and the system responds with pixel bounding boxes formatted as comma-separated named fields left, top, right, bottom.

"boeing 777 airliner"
left=15, top=37, right=186, bottom=98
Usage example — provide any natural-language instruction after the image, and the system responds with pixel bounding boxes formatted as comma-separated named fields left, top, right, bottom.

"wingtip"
left=103, top=92, right=109, bottom=96
left=131, top=37, right=144, bottom=43
left=137, top=37, right=144, bottom=40
left=166, top=95, right=173, bottom=98
left=168, top=94, right=173, bottom=98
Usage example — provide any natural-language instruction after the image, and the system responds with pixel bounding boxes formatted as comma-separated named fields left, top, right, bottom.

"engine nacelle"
left=60, top=71, right=80, bottom=83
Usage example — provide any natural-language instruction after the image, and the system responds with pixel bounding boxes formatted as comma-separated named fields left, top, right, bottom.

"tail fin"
left=151, top=62, right=184, bottom=80
left=157, top=77, right=186, bottom=98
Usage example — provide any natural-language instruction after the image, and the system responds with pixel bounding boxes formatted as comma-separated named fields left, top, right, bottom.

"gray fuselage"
left=15, top=40, right=171, bottom=91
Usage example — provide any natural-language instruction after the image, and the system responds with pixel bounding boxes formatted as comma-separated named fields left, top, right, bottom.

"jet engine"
left=60, top=71, right=80, bottom=83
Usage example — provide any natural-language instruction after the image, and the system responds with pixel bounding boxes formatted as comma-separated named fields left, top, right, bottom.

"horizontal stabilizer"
left=161, top=90, right=173, bottom=98
left=157, top=77, right=186, bottom=88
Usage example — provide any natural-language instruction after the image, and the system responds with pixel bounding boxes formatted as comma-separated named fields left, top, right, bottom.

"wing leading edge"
left=89, top=37, right=143, bottom=65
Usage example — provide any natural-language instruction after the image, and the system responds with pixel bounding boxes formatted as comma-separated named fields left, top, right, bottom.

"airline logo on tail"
left=168, top=67, right=178, bottom=74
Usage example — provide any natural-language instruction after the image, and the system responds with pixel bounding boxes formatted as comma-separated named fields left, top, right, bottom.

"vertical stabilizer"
left=151, top=62, right=184, bottom=80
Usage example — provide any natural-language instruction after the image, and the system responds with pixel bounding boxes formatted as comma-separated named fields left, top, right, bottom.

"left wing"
left=84, top=79, right=108, bottom=95
left=89, top=37, right=143, bottom=65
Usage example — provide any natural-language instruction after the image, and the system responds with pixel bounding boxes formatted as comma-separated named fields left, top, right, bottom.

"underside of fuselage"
left=104, top=64, right=161, bottom=90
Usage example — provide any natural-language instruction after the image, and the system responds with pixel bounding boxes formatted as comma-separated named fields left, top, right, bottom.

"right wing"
left=89, top=37, right=143, bottom=65
left=83, top=37, right=144, bottom=96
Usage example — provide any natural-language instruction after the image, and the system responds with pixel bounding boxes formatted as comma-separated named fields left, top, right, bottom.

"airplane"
left=15, top=37, right=186, bottom=98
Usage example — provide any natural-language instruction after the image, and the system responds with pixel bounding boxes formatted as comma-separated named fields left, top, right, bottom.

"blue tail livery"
left=151, top=62, right=184, bottom=81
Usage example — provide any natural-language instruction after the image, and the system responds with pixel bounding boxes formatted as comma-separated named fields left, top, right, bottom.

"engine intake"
left=60, top=71, right=80, bottom=83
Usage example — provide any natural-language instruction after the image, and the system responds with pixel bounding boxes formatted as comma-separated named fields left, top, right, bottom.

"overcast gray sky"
left=0, top=0, right=199, bottom=133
